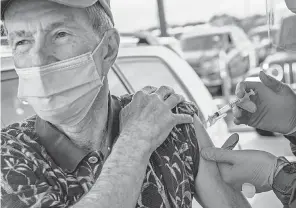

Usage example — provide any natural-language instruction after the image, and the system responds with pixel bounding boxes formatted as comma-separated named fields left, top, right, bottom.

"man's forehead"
left=4, top=1, right=82, bottom=37
left=5, top=0, right=67, bottom=19
left=8, top=22, right=69, bottom=38
left=6, top=15, right=74, bottom=37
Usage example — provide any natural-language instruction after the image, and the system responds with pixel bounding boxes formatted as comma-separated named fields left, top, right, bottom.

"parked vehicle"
left=180, top=24, right=258, bottom=97
left=248, top=25, right=279, bottom=64
left=249, top=15, right=296, bottom=91
left=120, top=31, right=183, bottom=57
left=246, top=15, right=296, bottom=136
left=260, top=15, right=296, bottom=91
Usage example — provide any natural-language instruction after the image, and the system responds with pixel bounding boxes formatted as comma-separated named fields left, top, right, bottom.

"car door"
left=115, top=46, right=231, bottom=148
left=115, top=45, right=237, bottom=208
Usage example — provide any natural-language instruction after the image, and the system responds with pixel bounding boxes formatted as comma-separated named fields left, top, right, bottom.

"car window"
left=249, top=29, right=278, bottom=42
left=180, top=34, right=226, bottom=51
left=231, top=28, right=252, bottom=47
left=116, top=56, right=190, bottom=99
left=116, top=56, right=206, bottom=122
left=108, top=68, right=129, bottom=96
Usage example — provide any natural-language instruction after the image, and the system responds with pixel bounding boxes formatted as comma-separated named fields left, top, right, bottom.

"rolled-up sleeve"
left=272, top=158, right=296, bottom=208
left=284, top=134, right=296, bottom=156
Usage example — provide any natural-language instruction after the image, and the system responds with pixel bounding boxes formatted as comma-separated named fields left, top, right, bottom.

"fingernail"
left=250, top=105, right=257, bottom=113
left=233, top=118, right=241, bottom=125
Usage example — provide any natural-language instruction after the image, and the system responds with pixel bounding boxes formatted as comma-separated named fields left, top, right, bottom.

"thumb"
left=221, top=133, right=239, bottom=150
left=201, top=147, right=238, bottom=164
left=259, top=71, right=284, bottom=93
left=141, top=85, right=158, bottom=94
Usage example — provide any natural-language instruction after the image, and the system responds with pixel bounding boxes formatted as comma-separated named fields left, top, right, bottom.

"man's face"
left=4, top=0, right=101, bottom=68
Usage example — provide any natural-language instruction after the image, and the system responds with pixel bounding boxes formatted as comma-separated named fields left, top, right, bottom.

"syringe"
left=204, top=89, right=255, bottom=128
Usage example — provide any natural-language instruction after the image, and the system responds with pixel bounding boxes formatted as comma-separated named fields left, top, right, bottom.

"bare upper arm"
left=193, top=114, right=215, bottom=150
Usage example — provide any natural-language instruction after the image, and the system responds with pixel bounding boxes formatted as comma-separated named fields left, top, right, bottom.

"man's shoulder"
left=2, top=115, right=37, bottom=136
left=1, top=116, right=40, bottom=156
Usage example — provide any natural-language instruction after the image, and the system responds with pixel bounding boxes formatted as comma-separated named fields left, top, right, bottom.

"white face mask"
left=16, top=30, right=112, bottom=126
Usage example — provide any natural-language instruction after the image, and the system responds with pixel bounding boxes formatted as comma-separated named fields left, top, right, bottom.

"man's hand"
left=233, top=71, right=296, bottom=134
left=201, top=147, right=279, bottom=193
left=119, top=86, right=193, bottom=154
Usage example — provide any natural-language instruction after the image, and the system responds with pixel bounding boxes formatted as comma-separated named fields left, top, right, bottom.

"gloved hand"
left=201, top=147, right=279, bottom=193
left=233, top=71, right=296, bottom=135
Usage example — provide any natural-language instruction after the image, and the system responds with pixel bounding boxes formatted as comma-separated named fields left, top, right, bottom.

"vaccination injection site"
left=1, top=0, right=296, bottom=207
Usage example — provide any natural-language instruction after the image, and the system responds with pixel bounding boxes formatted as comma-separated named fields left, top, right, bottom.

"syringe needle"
left=204, top=89, right=255, bottom=129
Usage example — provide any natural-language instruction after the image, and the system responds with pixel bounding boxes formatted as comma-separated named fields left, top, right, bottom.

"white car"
left=120, top=32, right=184, bottom=58
left=1, top=45, right=240, bottom=208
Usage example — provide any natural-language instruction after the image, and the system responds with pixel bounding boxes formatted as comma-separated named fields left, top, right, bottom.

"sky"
left=111, top=0, right=269, bottom=32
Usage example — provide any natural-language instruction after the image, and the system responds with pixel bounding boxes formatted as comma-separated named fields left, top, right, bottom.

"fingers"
left=236, top=100, right=257, bottom=113
left=221, top=133, right=239, bottom=150
left=155, top=86, right=175, bottom=100
left=165, top=93, right=185, bottom=109
left=201, top=147, right=240, bottom=164
left=235, top=81, right=261, bottom=98
left=173, top=114, right=194, bottom=125
left=259, top=71, right=284, bottom=93
left=217, top=163, right=235, bottom=184
left=232, top=106, right=242, bottom=118
left=235, top=82, right=247, bottom=98
left=235, top=81, right=257, bottom=114
left=141, top=86, right=158, bottom=94
left=233, top=107, right=252, bottom=125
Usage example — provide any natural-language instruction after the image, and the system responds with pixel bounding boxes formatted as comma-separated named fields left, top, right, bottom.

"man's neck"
left=57, top=84, right=110, bottom=152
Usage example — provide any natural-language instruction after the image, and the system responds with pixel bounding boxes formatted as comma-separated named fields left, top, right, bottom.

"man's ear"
left=102, top=29, right=120, bottom=74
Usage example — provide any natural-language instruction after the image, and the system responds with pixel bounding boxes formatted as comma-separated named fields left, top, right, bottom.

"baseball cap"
left=1, top=0, right=114, bottom=25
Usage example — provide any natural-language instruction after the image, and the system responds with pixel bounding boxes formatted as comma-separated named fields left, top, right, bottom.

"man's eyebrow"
left=9, top=22, right=68, bottom=39
left=9, top=30, right=32, bottom=39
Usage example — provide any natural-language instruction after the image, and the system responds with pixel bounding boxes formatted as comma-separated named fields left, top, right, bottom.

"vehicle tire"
left=255, top=128, right=275, bottom=137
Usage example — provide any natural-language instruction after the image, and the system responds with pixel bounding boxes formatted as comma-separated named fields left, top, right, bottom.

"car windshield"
left=249, top=29, right=278, bottom=42
left=180, top=34, right=226, bottom=51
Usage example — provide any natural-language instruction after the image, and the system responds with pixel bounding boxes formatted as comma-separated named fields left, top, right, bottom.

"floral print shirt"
left=1, top=94, right=200, bottom=208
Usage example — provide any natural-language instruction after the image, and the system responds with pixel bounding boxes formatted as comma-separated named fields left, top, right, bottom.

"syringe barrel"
left=217, top=104, right=232, bottom=115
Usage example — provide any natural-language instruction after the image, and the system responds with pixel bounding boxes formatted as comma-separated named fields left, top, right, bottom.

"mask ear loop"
left=91, top=28, right=117, bottom=80
left=91, top=28, right=116, bottom=56
left=91, top=29, right=115, bottom=83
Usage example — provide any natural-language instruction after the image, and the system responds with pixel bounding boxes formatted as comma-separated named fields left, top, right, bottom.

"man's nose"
left=30, top=50, right=59, bottom=67
left=30, top=37, right=59, bottom=67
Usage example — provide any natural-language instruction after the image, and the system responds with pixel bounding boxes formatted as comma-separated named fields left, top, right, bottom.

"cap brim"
left=49, top=0, right=98, bottom=8
left=1, top=0, right=113, bottom=25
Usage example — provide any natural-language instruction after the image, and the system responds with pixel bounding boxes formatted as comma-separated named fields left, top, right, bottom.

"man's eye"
left=15, top=40, right=29, bottom=47
left=55, top=32, right=68, bottom=38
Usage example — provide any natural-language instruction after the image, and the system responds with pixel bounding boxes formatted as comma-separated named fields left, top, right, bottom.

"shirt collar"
left=35, top=94, right=121, bottom=173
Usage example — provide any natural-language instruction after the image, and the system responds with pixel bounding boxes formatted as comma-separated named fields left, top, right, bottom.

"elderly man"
left=1, top=0, right=251, bottom=207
